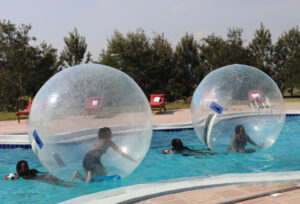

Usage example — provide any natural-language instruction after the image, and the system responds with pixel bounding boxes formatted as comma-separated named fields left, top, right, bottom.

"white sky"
left=1, top=0, right=299, bottom=61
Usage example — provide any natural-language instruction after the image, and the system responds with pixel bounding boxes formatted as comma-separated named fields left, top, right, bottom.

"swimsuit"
left=234, top=134, right=248, bottom=149
left=83, top=149, right=106, bottom=177
left=83, top=141, right=111, bottom=177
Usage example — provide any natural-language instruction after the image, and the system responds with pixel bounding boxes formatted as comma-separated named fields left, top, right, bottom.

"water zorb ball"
left=191, top=64, right=285, bottom=152
left=28, top=64, right=152, bottom=182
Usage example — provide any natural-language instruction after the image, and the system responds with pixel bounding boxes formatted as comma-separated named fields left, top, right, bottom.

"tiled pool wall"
left=0, top=144, right=31, bottom=149
left=0, top=113, right=299, bottom=149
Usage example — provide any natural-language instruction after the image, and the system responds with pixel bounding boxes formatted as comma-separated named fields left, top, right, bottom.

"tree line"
left=0, top=19, right=299, bottom=111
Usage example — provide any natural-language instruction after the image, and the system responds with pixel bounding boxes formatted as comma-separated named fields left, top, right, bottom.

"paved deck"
left=137, top=184, right=300, bottom=204
left=1, top=102, right=300, bottom=134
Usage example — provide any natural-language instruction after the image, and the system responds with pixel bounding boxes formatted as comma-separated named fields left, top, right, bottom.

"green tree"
left=200, top=33, right=227, bottom=72
left=100, top=29, right=153, bottom=96
left=200, top=28, right=253, bottom=74
left=169, top=33, right=202, bottom=100
left=60, top=28, right=90, bottom=68
left=248, top=23, right=274, bottom=76
left=150, top=33, right=174, bottom=99
left=225, top=28, right=253, bottom=65
left=0, top=20, right=58, bottom=111
left=274, top=27, right=300, bottom=95
left=100, top=29, right=175, bottom=99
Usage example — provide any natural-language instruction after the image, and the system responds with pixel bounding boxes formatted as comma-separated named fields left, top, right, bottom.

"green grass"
left=284, top=98, right=300, bottom=102
left=0, top=112, right=28, bottom=121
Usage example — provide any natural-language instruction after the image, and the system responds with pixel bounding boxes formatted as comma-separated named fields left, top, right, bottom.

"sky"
left=1, top=0, right=299, bottom=61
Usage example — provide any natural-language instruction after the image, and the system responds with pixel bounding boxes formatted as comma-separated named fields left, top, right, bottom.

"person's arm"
left=184, top=146, right=199, bottom=152
left=247, top=135, right=264, bottom=148
left=111, top=141, right=136, bottom=162
left=3, top=176, right=9, bottom=180
left=30, top=169, right=48, bottom=175
left=229, top=135, right=237, bottom=152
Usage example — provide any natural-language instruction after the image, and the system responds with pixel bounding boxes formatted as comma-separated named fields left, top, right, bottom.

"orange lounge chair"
left=248, top=90, right=263, bottom=102
left=86, top=97, right=103, bottom=111
left=16, top=100, right=32, bottom=123
left=248, top=89, right=271, bottom=111
left=150, top=94, right=166, bottom=112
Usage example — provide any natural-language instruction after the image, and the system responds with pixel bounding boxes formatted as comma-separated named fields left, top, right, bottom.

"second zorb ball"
left=191, top=64, right=285, bottom=152
left=28, top=63, right=152, bottom=182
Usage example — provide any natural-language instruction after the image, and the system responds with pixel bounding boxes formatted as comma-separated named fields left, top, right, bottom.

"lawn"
left=0, top=112, right=28, bottom=121
left=284, top=98, right=300, bottom=102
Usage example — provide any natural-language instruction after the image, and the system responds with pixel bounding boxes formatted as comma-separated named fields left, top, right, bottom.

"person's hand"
left=162, top=148, right=172, bottom=154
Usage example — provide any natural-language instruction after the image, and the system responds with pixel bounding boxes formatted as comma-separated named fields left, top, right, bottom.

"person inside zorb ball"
left=191, top=64, right=285, bottom=153
left=28, top=63, right=152, bottom=183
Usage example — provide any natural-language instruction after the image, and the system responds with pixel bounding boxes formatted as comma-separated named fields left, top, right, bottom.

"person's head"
left=16, top=160, right=30, bottom=176
left=235, top=125, right=245, bottom=135
left=171, top=138, right=184, bottom=151
left=98, top=127, right=112, bottom=140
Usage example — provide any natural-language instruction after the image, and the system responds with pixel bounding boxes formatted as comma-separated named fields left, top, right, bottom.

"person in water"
left=162, top=138, right=214, bottom=156
left=162, top=138, right=194, bottom=154
left=71, top=127, right=136, bottom=183
left=3, top=160, right=73, bottom=187
left=228, top=125, right=263, bottom=153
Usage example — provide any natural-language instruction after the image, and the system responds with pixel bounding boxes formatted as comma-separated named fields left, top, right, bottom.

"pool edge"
left=60, top=171, right=300, bottom=204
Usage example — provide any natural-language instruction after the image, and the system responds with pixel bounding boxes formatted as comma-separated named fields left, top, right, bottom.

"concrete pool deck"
left=1, top=102, right=300, bottom=204
left=1, top=102, right=300, bottom=134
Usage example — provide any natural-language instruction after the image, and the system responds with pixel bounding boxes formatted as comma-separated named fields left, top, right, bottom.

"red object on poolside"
left=150, top=94, right=166, bottom=112
left=16, top=100, right=32, bottom=123
left=248, top=90, right=263, bottom=101
left=86, top=97, right=103, bottom=110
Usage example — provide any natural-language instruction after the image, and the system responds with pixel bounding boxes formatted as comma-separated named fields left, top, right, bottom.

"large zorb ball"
left=191, top=64, right=285, bottom=152
left=28, top=63, right=152, bottom=182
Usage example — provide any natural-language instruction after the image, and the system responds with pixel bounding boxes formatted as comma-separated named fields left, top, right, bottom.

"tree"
left=0, top=20, right=58, bottom=111
left=200, top=28, right=253, bottom=74
left=248, top=23, right=274, bottom=76
left=150, top=33, right=174, bottom=99
left=200, top=33, right=228, bottom=72
left=99, top=29, right=175, bottom=99
left=100, top=29, right=153, bottom=93
left=274, top=27, right=300, bottom=95
left=168, top=33, right=202, bottom=100
left=60, top=28, right=90, bottom=68
left=225, top=28, right=253, bottom=66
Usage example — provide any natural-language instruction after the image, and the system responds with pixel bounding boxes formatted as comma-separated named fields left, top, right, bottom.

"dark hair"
left=235, top=125, right=244, bottom=134
left=16, top=160, right=28, bottom=176
left=98, top=127, right=112, bottom=139
left=172, top=138, right=184, bottom=150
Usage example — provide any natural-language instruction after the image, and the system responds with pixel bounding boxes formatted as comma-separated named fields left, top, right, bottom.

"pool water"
left=1, top=116, right=300, bottom=203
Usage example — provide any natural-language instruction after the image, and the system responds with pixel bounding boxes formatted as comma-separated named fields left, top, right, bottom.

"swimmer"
left=228, top=125, right=264, bottom=153
left=3, top=160, right=73, bottom=187
left=162, top=138, right=195, bottom=154
left=71, top=127, right=137, bottom=183
left=162, top=138, right=215, bottom=156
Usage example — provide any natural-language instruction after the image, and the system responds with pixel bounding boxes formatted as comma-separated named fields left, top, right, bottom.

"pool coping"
left=60, top=171, right=300, bottom=204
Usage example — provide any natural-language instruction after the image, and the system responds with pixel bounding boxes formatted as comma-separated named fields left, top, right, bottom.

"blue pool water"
left=1, top=116, right=300, bottom=203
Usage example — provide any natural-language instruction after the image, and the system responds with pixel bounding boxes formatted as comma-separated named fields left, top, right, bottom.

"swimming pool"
left=1, top=115, right=300, bottom=203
